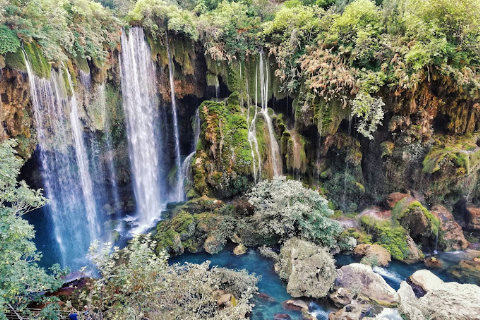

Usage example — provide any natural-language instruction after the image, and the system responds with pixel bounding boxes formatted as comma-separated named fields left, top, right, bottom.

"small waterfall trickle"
left=79, top=70, right=92, bottom=91
left=166, top=35, right=183, bottom=201
left=97, top=83, right=121, bottom=212
left=245, top=69, right=262, bottom=182
left=23, top=50, right=101, bottom=269
left=119, top=27, right=163, bottom=228
left=181, top=108, right=201, bottom=186
left=259, top=50, right=282, bottom=177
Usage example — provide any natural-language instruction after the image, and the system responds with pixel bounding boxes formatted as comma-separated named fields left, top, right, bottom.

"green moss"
left=4, top=47, right=26, bottom=71
left=23, top=42, right=50, bottom=79
left=360, top=216, right=410, bottom=261
left=341, top=227, right=372, bottom=244
left=75, top=55, right=90, bottom=73
left=392, top=198, right=441, bottom=237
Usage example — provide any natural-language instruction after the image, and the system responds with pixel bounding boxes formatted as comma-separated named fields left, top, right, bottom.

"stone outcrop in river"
left=398, top=269, right=480, bottom=320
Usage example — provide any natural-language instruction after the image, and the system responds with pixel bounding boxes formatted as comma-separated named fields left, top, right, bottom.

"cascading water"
left=259, top=51, right=282, bottom=177
left=246, top=72, right=262, bottom=182
left=181, top=108, right=201, bottom=186
left=166, top=35, right=184, bottom=201
left=79, top=70, right=92, bottom=91
left=23, top=51, right=101, bottom=269
left=119, top=27, right=163, bottom=229
left=65, top=68, right=100, bottom=241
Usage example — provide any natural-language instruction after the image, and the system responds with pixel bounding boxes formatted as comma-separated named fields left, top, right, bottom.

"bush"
left=248, top=176, right=341, bottom=247
left=84, top=236, right=259, bottom=319
left=0, top=25, right=20, bottom=55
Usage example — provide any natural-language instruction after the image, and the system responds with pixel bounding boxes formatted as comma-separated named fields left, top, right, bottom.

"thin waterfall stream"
left=166, top=35, right=184, bottom=201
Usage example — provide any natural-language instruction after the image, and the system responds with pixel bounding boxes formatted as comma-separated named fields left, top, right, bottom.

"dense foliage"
left=2, top=0, right=479, bottom=135
left=248, top=176, right=341, bottom=247
left=83, top=236, right=258, bottom=319
left=1, top=0, right=121, bottom=63
left=0, top=140, right=65, bottom=319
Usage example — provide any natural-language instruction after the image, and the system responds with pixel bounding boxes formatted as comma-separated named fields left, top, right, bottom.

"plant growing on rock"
left=247, top=176, right=341, bottom=247
left=351, top=91, right=385, bottom=140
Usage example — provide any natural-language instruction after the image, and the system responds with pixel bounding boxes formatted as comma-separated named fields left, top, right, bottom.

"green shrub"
left=0, top=25, right=20, bottom=55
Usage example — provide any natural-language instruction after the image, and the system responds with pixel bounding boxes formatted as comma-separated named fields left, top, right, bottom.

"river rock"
left=281, top=299, right=309, bottom=312
left=274, top=313, right=291, bottom=320
left=203, top=234, right=224, bottom=254
left=233, top=243, right=247, bottom=255
left=398, top=269, right=480, bottom=319
left=275, top=238, right=336, bottom=298
left=354, top=244, right=391, bottom=267
left=331, top=263, right=398, bottom=307
left=466, top=206, right=480, bottom=231
left=329, top=303, right=373, bottom=320
left=431, top=205, right=468, bottom=251
left=405, top=235, right=423, bottom=262
left=424, top=256, right=442, bottom=268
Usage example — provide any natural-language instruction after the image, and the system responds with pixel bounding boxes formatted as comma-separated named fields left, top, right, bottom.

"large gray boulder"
left=398, top=269, right=480, bottom=319
left=275, top=238, right=336, bottom=298
left=330, top=263, right=399, bottom=307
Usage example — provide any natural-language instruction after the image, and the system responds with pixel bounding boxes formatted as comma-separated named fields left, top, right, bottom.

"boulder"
left=233, top=243, right=247, bottom=255
left=275, top=238, right=336, bottom=298
left=431, top=205, right=468, bottom=251
left=398, top=270, right=480, bottom=319
left=466, top=207, right=480, bottom=231
left=281, top=299, right=309, bottom=312
left=331, top=263, right=398, bottom=307
left=405, top=235, right=423, bottom=262
left=424, top=256, right=442, bottom=268
left=354, top=244, right=391, bottom=267
left=274, top=314, right=291, bottom=320
left=203, top=234, right=224, bottom=254
left=329, top=303, right=373, bottom=320
left=392, top=198, right=439, bottom=249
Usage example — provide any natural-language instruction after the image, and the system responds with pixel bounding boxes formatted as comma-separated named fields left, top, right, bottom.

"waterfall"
left=119, top=27, right=163, bottom=228
left=97, top=83, right=121, bottom=212
left=79, top=70, right=92, bottom=91
left=64, top=68, right=100, bottom=241
left=166, top=35, right=183, bottom=201
left=246, top=71, right=262, bottom=182
left=181, top=108, right=201, bottom=186
left=259, top=51, right=282, bottom=177
left=23, top=51, right=100, bottom=269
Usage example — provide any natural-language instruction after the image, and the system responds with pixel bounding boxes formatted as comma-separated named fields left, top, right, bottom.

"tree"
left=0, top=139, right=65, bottom=319
left=247, top=176, right=341, bottom=247
left=82, top=235, right=258, bottom=319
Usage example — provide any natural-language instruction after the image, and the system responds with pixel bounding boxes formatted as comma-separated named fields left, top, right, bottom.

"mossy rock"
left=423, top=139, right=480, bottom=175
left=4, top=47, right=26, bottom=71
left=23, top=42, right=50, bottom=79
left=391, top=198, right=440, bottom=249
left=360, top=216, right=411, bottom=261
left=340, top=227, right=372, bottom=245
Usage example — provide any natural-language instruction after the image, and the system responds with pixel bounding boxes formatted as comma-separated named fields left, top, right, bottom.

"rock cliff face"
left=2, top=33, right=480, bottom=237
left=0, top=68, right=34, bottom=158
